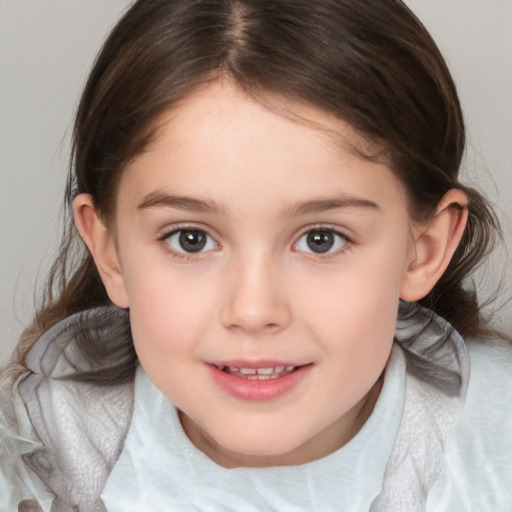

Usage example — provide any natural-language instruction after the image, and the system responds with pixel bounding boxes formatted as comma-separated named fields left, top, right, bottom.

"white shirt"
left=102, top=340, right=512, bottom=511
left=102, top=345, right=404, bottom=512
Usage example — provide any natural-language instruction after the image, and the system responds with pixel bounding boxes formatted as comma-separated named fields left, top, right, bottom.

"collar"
left=19, top=303, right=468, bottom=511
left=371, top=302, right=470, bottom=511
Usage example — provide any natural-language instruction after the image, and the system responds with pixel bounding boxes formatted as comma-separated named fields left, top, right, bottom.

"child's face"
left=109, top=80, right=416, bottom=467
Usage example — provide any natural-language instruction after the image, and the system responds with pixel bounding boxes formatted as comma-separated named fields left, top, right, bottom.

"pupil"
left=307, top=231, right=334, bottom=253
left=179, top=230, right=207, bottom=253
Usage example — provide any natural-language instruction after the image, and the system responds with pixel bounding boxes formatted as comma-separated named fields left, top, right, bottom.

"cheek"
left=121, top=260, right=218, bottom=365
left=126, top=276, right=217, bottom=402
left=300, top=243, right=408, bottom=364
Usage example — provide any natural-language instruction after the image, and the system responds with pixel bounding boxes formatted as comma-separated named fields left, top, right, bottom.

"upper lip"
left=207, top=360, right=305, bottom=369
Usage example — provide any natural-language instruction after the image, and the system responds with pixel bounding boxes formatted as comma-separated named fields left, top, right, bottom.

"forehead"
left=148, top=80, right=383, bottom=162
left=119, top=80, right=407, bottom=213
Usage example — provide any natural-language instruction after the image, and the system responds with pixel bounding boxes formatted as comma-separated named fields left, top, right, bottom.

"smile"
left=208, top=362, right=312, bottom=401
left=214, top=365, right=297, bottom=380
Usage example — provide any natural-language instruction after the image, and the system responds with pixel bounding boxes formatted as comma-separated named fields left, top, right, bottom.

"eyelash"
left=158, top=225, right=219, bottom=262
left=157, top=224, right=353, bottom=261
left=292, top=225, right=352, bottom=259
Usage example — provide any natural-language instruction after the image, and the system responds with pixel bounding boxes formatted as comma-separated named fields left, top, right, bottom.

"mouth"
left=213, top=365, right=298, bottom=380
left=207, top=362, right=311, bottom=401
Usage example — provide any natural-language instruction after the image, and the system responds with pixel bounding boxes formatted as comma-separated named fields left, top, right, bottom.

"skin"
left=75, top=79, right=468, bottom=468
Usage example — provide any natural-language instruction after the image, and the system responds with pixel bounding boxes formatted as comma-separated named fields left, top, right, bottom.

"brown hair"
left=15, top=0, right=501, bottom=383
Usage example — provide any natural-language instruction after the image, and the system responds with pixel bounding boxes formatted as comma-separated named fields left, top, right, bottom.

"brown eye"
left=295, top=229, right=348, bottom=255
left=165, top=229, right=216, bottom=254
left=179, top=230, right=207, bottom=252
left=306, top=231, right=335, bottom=253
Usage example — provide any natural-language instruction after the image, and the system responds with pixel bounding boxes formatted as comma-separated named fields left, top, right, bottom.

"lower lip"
left=208, top=364, right=312, bottom=401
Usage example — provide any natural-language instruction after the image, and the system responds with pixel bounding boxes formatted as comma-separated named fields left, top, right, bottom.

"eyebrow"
left=286, top=195, right=380, bottom=216
left=137, top=192, right=223, bottom=213
left=137, top=191, right=379, bottom=216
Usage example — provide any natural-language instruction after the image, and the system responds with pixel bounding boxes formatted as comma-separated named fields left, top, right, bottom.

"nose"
left=220, top=255, right=291, bottom=335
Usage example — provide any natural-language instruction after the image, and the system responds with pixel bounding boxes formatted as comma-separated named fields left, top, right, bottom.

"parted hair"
left=15, top=0, right=500, bottom=384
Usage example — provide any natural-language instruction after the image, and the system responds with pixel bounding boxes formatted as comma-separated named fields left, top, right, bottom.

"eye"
left=165, top=229, right=217, bottom=254
left=294, top=229, right=348, bottom=255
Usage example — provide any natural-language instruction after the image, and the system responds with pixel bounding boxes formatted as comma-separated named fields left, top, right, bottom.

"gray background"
left=1, top=1, right=511, bottom=363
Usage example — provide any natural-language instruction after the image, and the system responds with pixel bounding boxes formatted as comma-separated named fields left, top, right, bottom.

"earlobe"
left=400, top=189, right=469, bottom=302
left=73, top=194, right=129, bottom=308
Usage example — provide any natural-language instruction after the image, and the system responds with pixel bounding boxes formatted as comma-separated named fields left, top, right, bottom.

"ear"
left=400, top=189, right=468, bottom=302
left=73, top=194, right=129, bottom=308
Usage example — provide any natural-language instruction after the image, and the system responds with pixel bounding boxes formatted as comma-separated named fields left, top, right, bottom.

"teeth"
left=256, top=367, right=274, bottom=375
left=220, top=365, right=298, bottom=379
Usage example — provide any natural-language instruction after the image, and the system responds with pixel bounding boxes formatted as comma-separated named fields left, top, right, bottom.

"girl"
left=1, top=0, right=511, bottom=510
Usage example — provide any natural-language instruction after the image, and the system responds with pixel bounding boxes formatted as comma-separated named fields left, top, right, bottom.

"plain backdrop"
left=1, top=1, right=511, bottom=363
